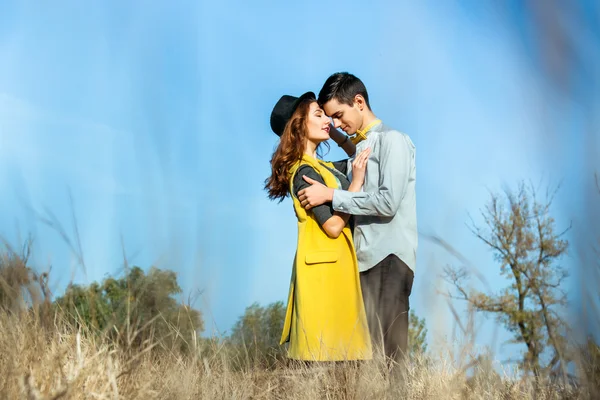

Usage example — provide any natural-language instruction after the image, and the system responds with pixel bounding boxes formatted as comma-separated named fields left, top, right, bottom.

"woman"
left=265, top=91, right=372, bottom=362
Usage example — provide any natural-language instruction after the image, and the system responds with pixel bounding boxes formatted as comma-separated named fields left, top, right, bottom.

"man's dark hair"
left=317, top=72, right=371, bottom=109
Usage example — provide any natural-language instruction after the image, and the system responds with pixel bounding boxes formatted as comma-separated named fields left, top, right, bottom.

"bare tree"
left=444, top=181, right=570, bottom=381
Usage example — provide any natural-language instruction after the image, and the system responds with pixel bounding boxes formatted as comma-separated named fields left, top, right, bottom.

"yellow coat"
left=280, top=154, right=372, bottom=361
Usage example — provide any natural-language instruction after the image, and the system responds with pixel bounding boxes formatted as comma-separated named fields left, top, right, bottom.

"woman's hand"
left=349, top=147, right=371, bottom=191
left=321, top=147, right=370, bottom=236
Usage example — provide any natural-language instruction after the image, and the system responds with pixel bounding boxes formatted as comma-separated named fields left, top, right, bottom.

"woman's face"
left=305, top=101, right=331, bottom=143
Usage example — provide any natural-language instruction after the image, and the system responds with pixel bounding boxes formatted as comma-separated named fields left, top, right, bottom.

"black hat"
left=270, top=91, right=316, bottom=137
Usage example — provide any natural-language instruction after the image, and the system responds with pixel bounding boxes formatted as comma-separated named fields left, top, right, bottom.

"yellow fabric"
left=350, top=118, right=382, bottom=145
left=280, top=154, right=372, bottom=361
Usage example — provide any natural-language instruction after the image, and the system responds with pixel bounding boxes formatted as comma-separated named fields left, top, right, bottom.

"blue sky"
left=1, top=1, right=598, bottom=367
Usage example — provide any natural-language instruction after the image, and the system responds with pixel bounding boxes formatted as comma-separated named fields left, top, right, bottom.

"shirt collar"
left=351, top=119, right=382, bottom=145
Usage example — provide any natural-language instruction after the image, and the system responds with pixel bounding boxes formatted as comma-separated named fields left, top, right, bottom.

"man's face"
left=322, top=98, right=362, bottom=135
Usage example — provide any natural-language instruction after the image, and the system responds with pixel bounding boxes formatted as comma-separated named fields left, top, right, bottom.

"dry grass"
left=1, top=310, right=595, bottom=399
left=2, top=209, right=598, bottom=398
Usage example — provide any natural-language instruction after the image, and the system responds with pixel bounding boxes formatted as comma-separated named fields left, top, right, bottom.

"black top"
left=292, top=159, right=351, bottom=227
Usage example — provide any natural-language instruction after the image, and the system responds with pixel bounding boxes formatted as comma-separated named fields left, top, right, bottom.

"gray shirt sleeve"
left=332, top=132, right=414, bottom=217
left=332, top=159, right=349, bottom=176
left=292, top=165, right=336, bottom=227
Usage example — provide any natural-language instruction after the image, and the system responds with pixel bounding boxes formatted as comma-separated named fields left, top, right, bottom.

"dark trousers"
left=359, top=254, right=414, bottom=364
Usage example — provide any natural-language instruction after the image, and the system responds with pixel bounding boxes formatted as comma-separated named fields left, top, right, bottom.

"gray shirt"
left=332, top=122, right=417, bottom=273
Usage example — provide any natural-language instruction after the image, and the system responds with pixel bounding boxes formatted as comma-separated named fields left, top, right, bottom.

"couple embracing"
left=264, top=72, right=417, bottom=367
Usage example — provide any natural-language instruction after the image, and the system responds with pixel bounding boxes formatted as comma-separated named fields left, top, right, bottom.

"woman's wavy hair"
left=264, top=99, right=329, bottom=202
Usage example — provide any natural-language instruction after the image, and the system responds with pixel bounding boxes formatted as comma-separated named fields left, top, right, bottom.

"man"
left=297, top=72, right=417, bottom=365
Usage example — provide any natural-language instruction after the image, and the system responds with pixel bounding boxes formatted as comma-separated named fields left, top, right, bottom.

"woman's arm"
left=294, top=150, right=369, bottom=238
left=320, top=181, right=362, bottom=238
left=331, top=159, right=348, bottom=176
left=318, top=148, right=371, bottom=238
left=293, top=166, right=352, bottom=239
left=329, top=124, right=356, bottom=157
left=293, top=166, right=341, bottom=237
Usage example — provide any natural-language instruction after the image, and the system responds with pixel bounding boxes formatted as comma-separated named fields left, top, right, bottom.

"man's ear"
left=354, top=94, right=366, bottom=111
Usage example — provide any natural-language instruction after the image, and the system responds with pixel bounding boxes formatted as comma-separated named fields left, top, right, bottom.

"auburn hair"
left=264, top=99, right=328, bottom=202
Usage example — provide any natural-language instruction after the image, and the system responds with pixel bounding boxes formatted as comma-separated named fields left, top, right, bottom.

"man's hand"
left=298, top=176, right=334, bottom=210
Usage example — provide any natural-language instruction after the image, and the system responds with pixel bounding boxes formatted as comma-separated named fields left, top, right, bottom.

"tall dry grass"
left=1, top=196, right=599, bottom=399
left=1, top=308, right=596, bottom=399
